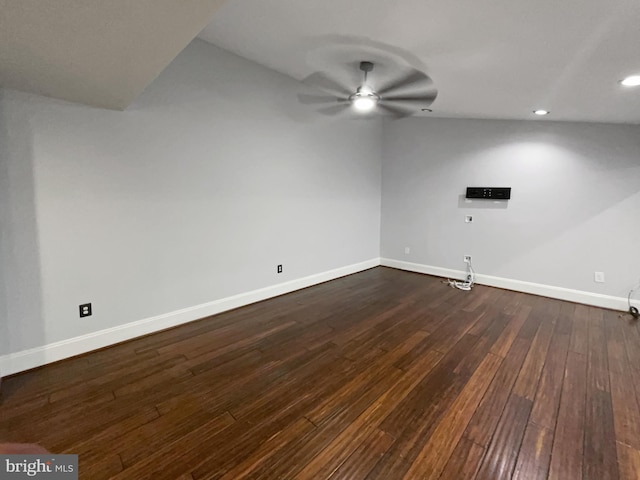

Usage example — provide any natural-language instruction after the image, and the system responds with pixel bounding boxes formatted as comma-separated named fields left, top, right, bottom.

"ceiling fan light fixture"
left=620, top=75, right=640, bottom=87
left=352, top=95, right=377, bottom=112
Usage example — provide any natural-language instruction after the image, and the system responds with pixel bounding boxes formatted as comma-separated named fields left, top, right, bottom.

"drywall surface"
left=0, top=39, right=382, bottom=357
left=381, top=117, right=640, bottom=299
left=0, top=89, right=45, bottom=358
left=0, top=92, right=10, bottom=358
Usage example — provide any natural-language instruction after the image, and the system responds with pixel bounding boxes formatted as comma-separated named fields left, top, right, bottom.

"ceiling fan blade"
left=380, top=93, right=438, bottom=108
left=377, top=69, right=435, bottom=98
left=303, top=72, right=353, bottom=98
left=297, top=93, right=347, bottom=105
left=377, top=102, right=415, bottom=118
left=317, top=103, right=351, bottom=116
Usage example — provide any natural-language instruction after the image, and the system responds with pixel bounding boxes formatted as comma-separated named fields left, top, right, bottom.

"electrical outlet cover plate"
left=464, top=256, right=472, bottom=263
left=79, top=303, right=92, bottom=317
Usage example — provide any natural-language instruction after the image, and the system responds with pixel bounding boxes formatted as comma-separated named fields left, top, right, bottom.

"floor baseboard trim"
left=0, top=258, right=381, bottom=377
left=381, top=258, right=632, bottom=312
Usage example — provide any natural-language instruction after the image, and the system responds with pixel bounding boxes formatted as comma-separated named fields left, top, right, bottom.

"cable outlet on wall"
left=464, top=255, right=472, bottom=263
left=277, top=264, right=283, bottom=274
left=594, top=271, right=605, bottom=283
left=404, top=247, right=410, bottom=255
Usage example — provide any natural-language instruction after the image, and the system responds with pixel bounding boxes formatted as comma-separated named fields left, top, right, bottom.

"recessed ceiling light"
left=620, top=75, right=640, bottom=87
left=533, top=110, right=549, bottom=116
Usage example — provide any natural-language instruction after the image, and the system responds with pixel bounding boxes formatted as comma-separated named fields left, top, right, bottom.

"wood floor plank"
left=587, top=307, right=610, bottom=393
left=489, top=303, right=532, bottom=358
left=392, top=307, right=490, bottom=373
left=330, top=302, right=415, bottom=347
left=327, top=428, right=394, bottom=480
left=464, top=336, right=532, bottom=447
left=292, top=347, right=443, bottom=479
left=370, top=330, right=501, bottom=479
left=548, top=351, right=587, bottom=480
left=226, top=344, right=349, bottom=420
left=467, top=309, right=497, bottom=337
left=512, top=422, right=553, bottom=480
left=570, top=304, right=590, bottom=355
left=289, top=370, right=407, bottom=479
left=57, top=405, right=159, bottom=457
left=529, top=311, right=572, bottom=430
left=474, top=393, right=533, bottom=480
left=306, top=330, right=428, bottom=426
left=77, top=454, right=124, bottom=480
left=512, top=302, right=558, bottom=400
left=402, top=353, right=502, bottom=480
left=616, top=441, right=640, bottom=480
left=379, top=334, right=481, bottom=440
left=215, top=417, right=316, bottom=480
left=119, top=400, right=233, bottom=468
left=583, top=388, right=619, bottom=480
left=184, top=320, right=299, bottom=374
left=0, top=267, right=632, bottom=480
left=344, top=308, right=433, bottom=358
left=531, top=335, right=569, bottom=430
left=439, top=437, right=485, bottom=480
left=193, top=352, right=405, bottom=479
left=605, top=310, right=629, bottom=375
left=47, top=353, right=188, bottom=403
left=621, top=316, right=640, bottom=368
left=109, top=411, right=236, bottom=479
left=1, top=392, right=116, bottom=445
left=462, top=286, right=498, bottom=313
left=609, top=368, right=640, bottom=450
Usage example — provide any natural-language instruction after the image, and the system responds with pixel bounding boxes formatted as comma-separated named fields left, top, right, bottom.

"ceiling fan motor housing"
left=359, top=61, right=374, bottom=73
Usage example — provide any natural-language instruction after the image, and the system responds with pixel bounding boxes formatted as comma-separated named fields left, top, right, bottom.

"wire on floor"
left=447, top=260, right=475, bottom=291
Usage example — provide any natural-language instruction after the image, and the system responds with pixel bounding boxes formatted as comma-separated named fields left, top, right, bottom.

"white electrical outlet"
left=465, top=215, right=473, bottom=223
left=405, top=247, right=410, bottom=255
left=464, top=255, right=472, bottom=263
left=594, top=272, right=605, bottom=283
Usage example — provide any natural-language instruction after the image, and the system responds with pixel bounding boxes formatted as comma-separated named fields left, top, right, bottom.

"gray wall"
left=381, top=117, right=640, bottom=298
left=0, top=92, right=10, bottom=358
left=3, top=38, right=640, bottom=364
left=0, top=90, right=44, bottom=357
left=0, top=39, right=382, bottom=356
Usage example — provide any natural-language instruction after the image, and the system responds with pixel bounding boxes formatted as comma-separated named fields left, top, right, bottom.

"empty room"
left=1, top=1, right=640, bottom=479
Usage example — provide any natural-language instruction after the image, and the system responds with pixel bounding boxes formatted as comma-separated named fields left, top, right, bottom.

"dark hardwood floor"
left=1, top=266, right=640, bottom=479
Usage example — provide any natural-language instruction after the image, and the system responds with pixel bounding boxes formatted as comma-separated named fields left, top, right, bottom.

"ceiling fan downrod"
left=350, top=61, right=379, bottom=111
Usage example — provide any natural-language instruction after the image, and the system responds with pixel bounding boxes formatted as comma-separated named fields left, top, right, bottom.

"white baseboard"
left=381, top=258, right=635, bottom=312
left=0, top=258, right=381, bottom=377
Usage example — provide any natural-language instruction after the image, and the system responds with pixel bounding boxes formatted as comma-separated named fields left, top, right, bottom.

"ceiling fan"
left=301, top=61, right=438, bottom=117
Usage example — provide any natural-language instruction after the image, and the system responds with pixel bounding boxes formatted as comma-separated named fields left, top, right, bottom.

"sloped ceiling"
left=0, top=0, right=225, bottom=110
left=200, top=0, right=640, bottom=124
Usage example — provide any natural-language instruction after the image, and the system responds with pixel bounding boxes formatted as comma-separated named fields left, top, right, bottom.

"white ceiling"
left=0, top=0, right=225, bottom=110
left=199, top=0, right=640, bottom=124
